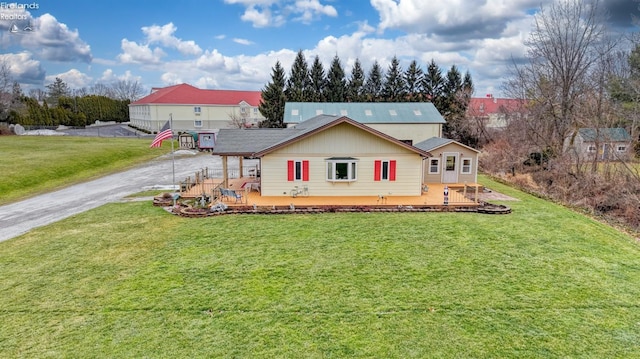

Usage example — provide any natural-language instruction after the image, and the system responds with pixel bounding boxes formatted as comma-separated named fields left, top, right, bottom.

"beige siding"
left=130, top=104, right=265, bottom=132
left=422, top=142, right=479, bottom=184
left=368, top=123, right=442, bottom=144
left=260, top=123, right=424, bottom=196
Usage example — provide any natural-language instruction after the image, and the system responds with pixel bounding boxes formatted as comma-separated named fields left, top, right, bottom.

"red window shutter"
left=287, top=160, right=294, bottom=181
left=374, top=160, right=381, bottom=181
left=302, top=160, right=309, bottom=181
left=389, top=160, right=397, bottom=181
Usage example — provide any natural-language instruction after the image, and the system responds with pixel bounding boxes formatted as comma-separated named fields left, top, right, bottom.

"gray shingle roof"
left=414, top=137, right=481, bottom=153
left=577, top=128, right=631, bottom=142
left=414, top=137, right=454, bottom=151
left=212, top=128, right=292, bottom=156
left=212, top=114, right=431, bottom=157
left=284, top=102, right=446, bottom=124
left=212, top=115, right=345, bottom=156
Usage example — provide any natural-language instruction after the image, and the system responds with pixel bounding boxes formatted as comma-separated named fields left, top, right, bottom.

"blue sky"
left=1, top=0, right=639, bottom=98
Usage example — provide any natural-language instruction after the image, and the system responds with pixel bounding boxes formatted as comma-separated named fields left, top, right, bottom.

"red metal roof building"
left=129, top=83, right=264, bottom=133
left=467, top=96, right=527, bottom=129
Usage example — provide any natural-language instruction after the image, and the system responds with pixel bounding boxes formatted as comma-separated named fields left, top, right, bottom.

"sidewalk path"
left=0, top=152, right=230, bottom=243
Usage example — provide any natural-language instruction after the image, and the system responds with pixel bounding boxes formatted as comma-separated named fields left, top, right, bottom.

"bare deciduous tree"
left=111, top=80, right=144, bottom=101
left=0, top=61, right=13, bottom=121
left=505, top=0, right=617, bottom=153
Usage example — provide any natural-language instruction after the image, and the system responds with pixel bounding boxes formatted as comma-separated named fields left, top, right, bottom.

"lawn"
left=0, top=177, right=639, bottom=357
left=0, top=136, right=170, bottom=205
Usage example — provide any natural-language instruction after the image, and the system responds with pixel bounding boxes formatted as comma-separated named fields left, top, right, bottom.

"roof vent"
left=316, top=109, right=323, bottom=115
left=291, top=109, right=299, bottom=116
left=413, top=109, right=422, bottom=116
left=389, top=109, right=397, bottom=116
left=340, top=109, right=348, bottom=116
left=365, top=109, right=372, bottom=116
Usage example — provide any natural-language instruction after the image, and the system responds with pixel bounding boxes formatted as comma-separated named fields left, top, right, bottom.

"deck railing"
left=179, top=165, right=259, bottom=198
left=445, top=184, right=479, bottom=204
left=196, top=165, right=259, bottom=180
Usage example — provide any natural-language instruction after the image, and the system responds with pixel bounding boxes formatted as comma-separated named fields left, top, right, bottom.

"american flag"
left=149, top=120, right=172, bottom=148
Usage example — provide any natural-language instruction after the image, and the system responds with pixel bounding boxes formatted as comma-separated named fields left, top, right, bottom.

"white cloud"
left=46, top=68, right=93, bottom=88
left=226, top=0, right=336, bottom=27
left=4, top=13, right=93, bottom=63
left=0, top=52, right=45, bottom=84
left=100, top=69, right=142, bottom=83
left=117, top=22, right=202, bottom=65
left=240, top=5, right=283, bottom=27
left=141, top=23, right=203, bottom=56
left=370, top=0, right=549, bottom=40
left=290, top=0, right=337, bottom=23
left=117, top=39, right=166, bottom=64
left=160, top=72, right=183, bottom=85
left=233, top=38, right=254, bottom=45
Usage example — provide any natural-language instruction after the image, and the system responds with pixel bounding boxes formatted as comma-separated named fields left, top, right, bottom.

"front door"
left=442, top=152, right=458, bottom=183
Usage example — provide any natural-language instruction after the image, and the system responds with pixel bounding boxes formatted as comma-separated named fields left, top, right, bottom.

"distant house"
left=415, top=137, right=480, bottom=184
left=129, top=83, right=264, bottom=133
left=564, top=128, right=632, bottom=161
left=283, top=102, right=445, bottom=145
left=467, top=96, right=527, bottom=129
left=212, top=115, right=480, bottom=198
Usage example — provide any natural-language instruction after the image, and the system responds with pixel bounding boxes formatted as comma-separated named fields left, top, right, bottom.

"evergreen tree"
left=363, top=61, right=384, bottom=102
left=347, top=59, right=366, bottom=102
left=46, top=77, right=70, bottom=105
left=285, top=50, right=309, bottom=102
left=442, top=64, right=463, bottom=114
left=404, top=60, right=424, bottom=102
left=259, top=61, right=287, bottom=128
left=442, top=65, right=476, bottom=145
left=422, top=59, right=445, bottom=107
left=383, top=56, right=407, bottom=102
left=325, top=55, right=347, bottom=102
left=307, top=56, right=326, bottom=102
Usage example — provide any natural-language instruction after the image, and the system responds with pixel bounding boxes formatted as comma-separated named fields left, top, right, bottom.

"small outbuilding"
left=414, top=137, right=480, bottom=184
left=564, top=128, right=632, bottom=161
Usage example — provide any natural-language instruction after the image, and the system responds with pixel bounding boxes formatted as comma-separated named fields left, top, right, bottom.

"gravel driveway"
left=0, top=151, right=231, bottom=243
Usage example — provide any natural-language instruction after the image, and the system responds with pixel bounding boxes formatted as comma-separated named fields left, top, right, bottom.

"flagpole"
left=170, top=113, right=176, bottom=191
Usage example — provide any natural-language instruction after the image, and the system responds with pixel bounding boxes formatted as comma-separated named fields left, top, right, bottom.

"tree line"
left=0, top=70, right=144, bottom=127
left=258, top=51, right=475, bottom=144
left=484, top=0, right=640, bottom=232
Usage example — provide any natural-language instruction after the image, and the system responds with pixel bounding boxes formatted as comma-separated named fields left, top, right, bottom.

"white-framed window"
left=617, top=145, right=627, bottom=152
left=381, top=160, right=390, bottom=180
left=326, top=158, right=358, bottom=182
left=194, top=106, right=201, bottom=115
left=428, top=158, right=440, bottom=174
left=194, top=120, right=203, bottom=128
left=374, top=160, right=396, bottom=181
left=294, top=160, right=303, bottom=181
left=461, top=158, right=472, bottom=174
left=287, top=160, right=309, bottom=182
left=588, top=145, right=597, bottom=152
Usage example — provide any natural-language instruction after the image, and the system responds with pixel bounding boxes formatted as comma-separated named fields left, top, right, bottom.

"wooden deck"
left=180, top=176, right=481, bottom=207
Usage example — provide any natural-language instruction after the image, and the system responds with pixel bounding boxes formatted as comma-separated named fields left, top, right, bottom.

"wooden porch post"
left=222, top=155, right=228, bottom=188
left=238, top=156, right=244, bottom=178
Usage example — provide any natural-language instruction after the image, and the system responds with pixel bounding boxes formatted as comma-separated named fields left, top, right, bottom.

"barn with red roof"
left=129, top=83, right=264, bottom=133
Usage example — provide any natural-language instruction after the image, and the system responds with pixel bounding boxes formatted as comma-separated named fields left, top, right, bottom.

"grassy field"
left=0, top=136, right=170, bottom=205
left=0, top=177, right=639, bottom=357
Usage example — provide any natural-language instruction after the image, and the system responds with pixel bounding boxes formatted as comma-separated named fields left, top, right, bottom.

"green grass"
left=1, top=177, right=639, bottom=357
left=0, top=136, right=170, bottom=205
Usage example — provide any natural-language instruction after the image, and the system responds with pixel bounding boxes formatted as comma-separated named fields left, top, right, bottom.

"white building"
left=129, top=83, right=264, bottom=133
